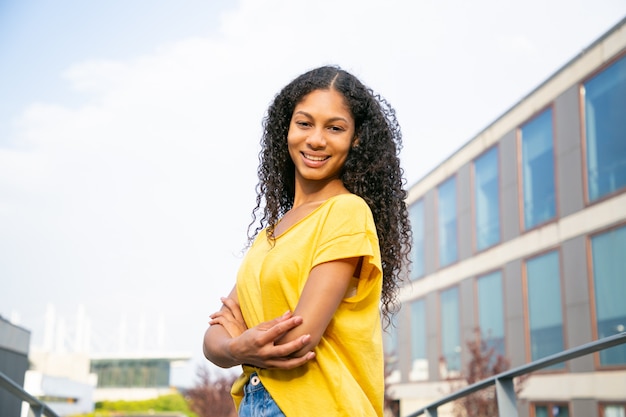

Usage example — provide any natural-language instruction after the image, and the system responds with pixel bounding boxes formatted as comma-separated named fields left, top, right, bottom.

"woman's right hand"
left=204, top=291, right=316, bottom=370
left=225, top=311, right=316, bottom=369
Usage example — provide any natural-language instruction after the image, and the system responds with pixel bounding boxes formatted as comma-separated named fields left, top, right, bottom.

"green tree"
left=72, top=392, right=196, bottom=417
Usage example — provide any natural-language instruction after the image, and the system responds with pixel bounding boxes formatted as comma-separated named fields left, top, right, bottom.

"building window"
left=384, top=314, right=400, bottom=383
left=409, top=200, right=425, bottom=279
left=440, top=287, right=461, bottom=376
left=438, top=177, right=458, bottom=267
left=477, top=271, right=505, bottom=357
left=90, top=359, right=170, bottom=388
left=410, top=299, right=428, bottom=381
left=591, top=225, right=626, bottom=366
left=474, top=147, right=500, bottom=250
left=601, top=404, right=626, bottom=417
left=584, top=54, right=626, bottom=202
left=533, top=403, right=570, bottom=417
left=521, top=108, right=556, bottom=229
left=526, top=251, right=564, bottom=366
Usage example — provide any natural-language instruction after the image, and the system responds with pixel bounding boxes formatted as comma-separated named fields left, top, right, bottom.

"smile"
left=302, top=153, right=329, bottom=162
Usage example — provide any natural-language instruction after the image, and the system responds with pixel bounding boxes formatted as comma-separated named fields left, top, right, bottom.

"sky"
left=1, top=0, right=625, bottom=386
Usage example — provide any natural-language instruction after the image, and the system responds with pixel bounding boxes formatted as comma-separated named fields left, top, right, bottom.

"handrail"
left=407, top=332, right=626, bottom=417
left=0, top=370, right=60, bottom=417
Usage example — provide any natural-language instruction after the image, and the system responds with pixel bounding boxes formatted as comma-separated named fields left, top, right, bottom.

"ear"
left=352, top=137, right=360, bottom=149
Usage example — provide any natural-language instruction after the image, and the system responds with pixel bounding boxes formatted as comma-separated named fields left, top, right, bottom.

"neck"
left=292, top=177, right=348, bottom=208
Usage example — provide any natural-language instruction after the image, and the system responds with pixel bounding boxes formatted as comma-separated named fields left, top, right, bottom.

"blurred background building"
left=0, top=316, right=30, bottom=417
left=386, top=17, right=626, bottom=417
left=1, top=306, right=190, bottom=417
left=90, top=352, right=191, bottom=402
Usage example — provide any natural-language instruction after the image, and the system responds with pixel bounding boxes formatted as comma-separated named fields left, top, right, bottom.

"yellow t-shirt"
left=232, top=193, right=384, bottom=416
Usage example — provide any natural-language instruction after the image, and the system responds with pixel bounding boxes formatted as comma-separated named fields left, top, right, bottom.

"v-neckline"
left=273, top=194, right=349, bottom=239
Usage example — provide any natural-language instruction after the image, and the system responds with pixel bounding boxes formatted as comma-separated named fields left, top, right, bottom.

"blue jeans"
left=239, top=373, right=286, bottom=417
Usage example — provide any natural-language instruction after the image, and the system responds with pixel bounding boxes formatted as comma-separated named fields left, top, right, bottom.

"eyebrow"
left=292, top=110, right=351, bottom=124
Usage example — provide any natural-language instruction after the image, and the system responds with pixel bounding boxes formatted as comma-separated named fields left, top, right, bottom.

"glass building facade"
left=388, top=20, right=626, bottom=417
left=476, top=271, right=505, bottom=357
left=90, top=358, right=171, bottom=388
left=584, top=55, right=626, bottom=202
left=473, top=147, right=500, bottom=250
left=409, top=200, right=425, bottom=280
left=526, top=251, right=564, bottom=367
left=437, top=177, right=458, bottom=267
left=520, top=108, right=556, bottom=230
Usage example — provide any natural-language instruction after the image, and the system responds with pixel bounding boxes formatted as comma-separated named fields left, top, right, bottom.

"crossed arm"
left=202, top=257, right=360, bottom=370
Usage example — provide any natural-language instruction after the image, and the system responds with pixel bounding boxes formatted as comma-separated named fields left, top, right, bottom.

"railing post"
left=424, top=406, right=438, bottom=417
left=405, top=333, right=626, bottom=417
left=495, top=377, right=518, bottom=417
left=31, top=403, right=43, bottom=417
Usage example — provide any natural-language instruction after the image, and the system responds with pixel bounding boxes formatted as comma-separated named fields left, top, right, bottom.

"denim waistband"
left=243, top=372, right=264, bottom=395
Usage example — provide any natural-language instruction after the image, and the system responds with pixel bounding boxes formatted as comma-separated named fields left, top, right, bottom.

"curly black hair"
left=248, top=65, right=412, bottom=325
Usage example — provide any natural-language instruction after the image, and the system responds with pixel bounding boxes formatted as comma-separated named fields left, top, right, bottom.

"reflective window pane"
left=521, top=108, right=556, bottom=229
left=603, top=405, right=626, bottom=417
left=526, top=251, right=564, bottom=366
left=474, top=147, right=500, bottom=250
left=477, top=271, right=505, bottom=357
left=584, top=55, right=626, bottom=201
left=409, top=200, right=425, bottom=279
left=410, top=299, right=428, bottom=380
left=553, top=405, right=570, bottom=417
left=591, top=225, right=626, bottom=365
left=384, top=314, right=400, bottom=381
left=440, top=287, right=460, bottom=375
left=533, top=404, right=569, bottom=417
left=438, top=177, right=458, bottom=267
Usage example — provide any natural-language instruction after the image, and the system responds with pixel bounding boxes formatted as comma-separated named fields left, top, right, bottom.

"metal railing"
left=0, top=370, right=60, bottom=417
left=407, top=331, right=626, bottom=417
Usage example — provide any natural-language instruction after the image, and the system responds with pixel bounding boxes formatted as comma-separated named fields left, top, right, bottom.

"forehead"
left=294, top=89, right=352, bottom=117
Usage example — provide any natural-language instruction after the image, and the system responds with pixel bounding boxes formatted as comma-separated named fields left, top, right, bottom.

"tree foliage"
left=72, top=393, right=196, bottom=417
left=98, top=393, right=193, bottom=413
left=184, top=365, right=237, bottom=417
left=449, top=328, right=525, bottom=417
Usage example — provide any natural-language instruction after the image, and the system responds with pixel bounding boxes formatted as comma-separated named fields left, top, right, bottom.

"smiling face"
left=287, top=88, right=356, bottom=190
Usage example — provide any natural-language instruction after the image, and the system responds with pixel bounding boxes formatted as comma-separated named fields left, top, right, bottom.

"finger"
left=220, top=297, right=245, bottom=322
left=209, top=316, right=227, bottom=326
left=210, top=314, right=239, bottom=327
left=211, top=309, right=235, bottom=320
left=209, top=311, right=222, bottom=320
left=264, top=351, right=316, bottom=370
left=256, top=316, right=303, bottom=343
left=254, top=310, right=293, bottom=331
left=209, top=313, right=234, bottom=323
left=261, top=333, right=311, bottom=359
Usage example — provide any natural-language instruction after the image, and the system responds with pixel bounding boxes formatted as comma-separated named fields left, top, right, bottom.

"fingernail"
left=282, top=310, right=291, bottom=317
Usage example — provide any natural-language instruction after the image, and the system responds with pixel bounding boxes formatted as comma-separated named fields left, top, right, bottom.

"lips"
left=302, top=152, right=329, bottom=162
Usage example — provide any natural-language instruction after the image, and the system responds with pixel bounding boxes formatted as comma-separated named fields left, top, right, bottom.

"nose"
left=306, top=128, right=326, bottom=149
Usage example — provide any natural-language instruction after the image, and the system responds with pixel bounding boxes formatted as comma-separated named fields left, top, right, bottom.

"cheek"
left=286, top=135, right=296, bottom=152
left=286, top=136, right=299, bottom=160
left=338, top=140, right=353, bottom=156
left=286, top=125, right=298, bottom=146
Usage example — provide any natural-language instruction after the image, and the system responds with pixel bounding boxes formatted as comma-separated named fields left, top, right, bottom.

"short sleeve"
left=312, top=195, right=381, bottom=273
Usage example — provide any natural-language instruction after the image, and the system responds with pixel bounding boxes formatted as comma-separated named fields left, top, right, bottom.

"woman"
left=203, top=65, right=411, bottom=416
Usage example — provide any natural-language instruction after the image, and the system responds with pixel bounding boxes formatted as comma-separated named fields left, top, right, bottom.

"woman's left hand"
left=209, top=296, right=247, bottom=338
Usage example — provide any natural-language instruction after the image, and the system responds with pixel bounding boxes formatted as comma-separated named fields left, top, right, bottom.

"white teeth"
left=303, top=153, right=327, bottom=162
